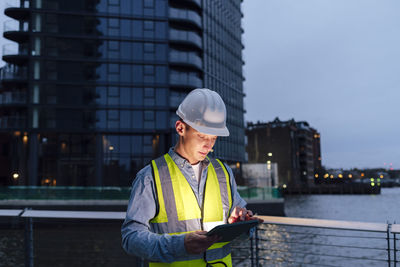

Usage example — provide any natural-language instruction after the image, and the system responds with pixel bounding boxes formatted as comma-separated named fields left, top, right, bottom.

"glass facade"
left=0, top=0, right=245, bottom=186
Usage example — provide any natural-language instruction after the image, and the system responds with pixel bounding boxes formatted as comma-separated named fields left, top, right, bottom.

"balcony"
left=180, top=0, right=201, bottom=8
left=3, top=20, right=30, bottom=43
left=2, top=44, right=29, bottom=65
left=169, top=29, right=202, bottom=49
left=169, top=7, right=202, bottom=28
left=169, top=50, right=202, bottom=69
left=5, top=0, right=30, bottom=8
left=0, top=64, right=28, bottom=84
left=5, top=0, right=30, bottom=20
left=0, top=91, right=27, bottom=105
left=0, top=116, right=26, bottom=128
left=170, top=73, right=202, bottom=88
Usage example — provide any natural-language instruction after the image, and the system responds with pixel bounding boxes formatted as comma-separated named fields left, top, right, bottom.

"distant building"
left=241, top=162, right=278, bottom=187
left=0, top=0, right=245, bottom=186
left=246, top=118, right=322, bottom=185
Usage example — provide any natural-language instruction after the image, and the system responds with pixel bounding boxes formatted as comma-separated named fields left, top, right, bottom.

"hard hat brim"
left=183, top=119, right=230, bottom=137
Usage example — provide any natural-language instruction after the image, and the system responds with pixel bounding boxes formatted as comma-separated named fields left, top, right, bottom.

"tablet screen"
left=206, top=220, right=260, bottom=242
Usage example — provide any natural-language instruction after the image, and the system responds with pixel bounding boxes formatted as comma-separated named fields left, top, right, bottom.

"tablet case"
left=206, top=220, right=259, bottom=242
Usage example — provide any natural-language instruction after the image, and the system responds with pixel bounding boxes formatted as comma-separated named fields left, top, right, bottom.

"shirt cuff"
left=171, top=234, right=187, bottom=258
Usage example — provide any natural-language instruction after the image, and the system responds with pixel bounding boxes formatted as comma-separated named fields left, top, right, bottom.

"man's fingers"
left=184, top=231, right=220, bottom=254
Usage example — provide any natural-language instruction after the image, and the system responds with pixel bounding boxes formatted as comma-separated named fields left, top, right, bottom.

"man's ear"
left=175, top=120, right=185, bottom=136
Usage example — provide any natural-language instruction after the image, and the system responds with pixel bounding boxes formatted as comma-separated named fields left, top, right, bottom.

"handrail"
left=391, top=224, right=400, bottom=234
left=21, top=210, right=126, bottom=220
left=0, top=208, right=396, bottom=233
left=259, top=215, right=388, bottom=232
left=0, top=209, right=23, bottom=216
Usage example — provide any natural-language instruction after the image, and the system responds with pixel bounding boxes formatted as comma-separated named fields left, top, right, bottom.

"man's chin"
left=198, top=152, right=208, bottom=160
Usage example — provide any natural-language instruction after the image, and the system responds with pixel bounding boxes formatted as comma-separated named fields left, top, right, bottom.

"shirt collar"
left=168, top=147, right=210, bottom=167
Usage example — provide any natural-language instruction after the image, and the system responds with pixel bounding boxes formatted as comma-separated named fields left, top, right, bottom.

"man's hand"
left=228, top=206, right=264, bottom=224
left=184, top=231, right=220, bottom=254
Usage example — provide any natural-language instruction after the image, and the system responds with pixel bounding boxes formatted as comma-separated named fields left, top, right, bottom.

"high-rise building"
left=0, top=0, right=245, bottom=186
left=246, top=118, right=322, bottom=185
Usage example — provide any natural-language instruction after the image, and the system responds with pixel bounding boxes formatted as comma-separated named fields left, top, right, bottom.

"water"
left=285, top=187, right=400, bottom=223
left=249, top=187, right=400, bottom=266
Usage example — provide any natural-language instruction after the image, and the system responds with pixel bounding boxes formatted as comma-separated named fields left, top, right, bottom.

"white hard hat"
left=176, top=88, right=230, bottom=136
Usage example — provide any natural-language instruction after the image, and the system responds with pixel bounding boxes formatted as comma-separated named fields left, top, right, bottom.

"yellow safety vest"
left=149, top=153, right=233, bottom=267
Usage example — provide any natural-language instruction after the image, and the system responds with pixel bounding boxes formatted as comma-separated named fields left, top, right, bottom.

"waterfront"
left=285, top=187, right=400, bottom=223
left=251, top=187, right=400, bottom=266
left=1, top=188, right=400, bottom=266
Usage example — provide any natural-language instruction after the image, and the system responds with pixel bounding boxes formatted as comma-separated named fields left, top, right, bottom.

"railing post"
left=255, top=226, right=259, bottom=267
left=250, top=230, right=254, bottom=267
left=394, top=233, right=397, bottom=267
left=387, top=223, right=391, bottom=267
left=394, top=221, right=397, bottom=267
left=24, top=208, right=33, bottom=267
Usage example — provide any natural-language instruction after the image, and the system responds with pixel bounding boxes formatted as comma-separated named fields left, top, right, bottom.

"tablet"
left=206, top=220, right=260, bottom=242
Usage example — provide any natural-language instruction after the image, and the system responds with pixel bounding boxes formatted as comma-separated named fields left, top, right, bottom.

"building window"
left=144, top=65, right=154, bottom=83
left=144, top=21, right=154, bottom=38
left=144, top=111, right=154, bottom=129
left=144, top=43, right=155, bottom=60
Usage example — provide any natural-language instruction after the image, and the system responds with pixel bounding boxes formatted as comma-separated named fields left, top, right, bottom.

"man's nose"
left=204, top=139, right=213, bottom=149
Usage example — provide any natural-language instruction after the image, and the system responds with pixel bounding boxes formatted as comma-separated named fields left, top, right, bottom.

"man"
left=122, top=88, right=261, bottom=266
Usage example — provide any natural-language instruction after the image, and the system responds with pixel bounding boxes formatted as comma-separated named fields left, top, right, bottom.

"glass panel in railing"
left=3, top=20, right=19, bottom=32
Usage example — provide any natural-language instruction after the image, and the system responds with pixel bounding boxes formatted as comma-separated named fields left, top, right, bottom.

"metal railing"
left=6, top=0, right=30, bottom=8
left=169, top=7, right=202, bottom=27
left=1, top=209, right=400, bottom=267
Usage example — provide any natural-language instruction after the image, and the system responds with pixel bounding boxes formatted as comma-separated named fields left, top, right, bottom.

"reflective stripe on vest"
left=149, top=153, right=233, bottom=266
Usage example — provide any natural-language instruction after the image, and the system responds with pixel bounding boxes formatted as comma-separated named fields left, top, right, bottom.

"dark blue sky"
left=243, top=0, right=400, bottom=169
left=1, top=1, right=399, bottom=169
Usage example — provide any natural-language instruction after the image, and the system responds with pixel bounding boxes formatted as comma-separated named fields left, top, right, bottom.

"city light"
left=348, top=174, right=353, bottom=178
left=282, top=184, right=287, bottom=189
left=338, top=174, right=343, bottom=178
left=61, top=142, right=67, bottom=151
left=268, top=153, right=272, bottom=157
left=109, top=145, right=114, bottom=151
left=315, top=174, right=319, bottom=178
left=23, top=135, right=28, bottom=144
left=12, top=173, right=19, bottom=179
left=324, top=173, right=329, bottom=179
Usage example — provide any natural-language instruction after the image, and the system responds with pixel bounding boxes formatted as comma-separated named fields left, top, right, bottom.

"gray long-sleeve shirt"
left=121, top=148, right=247, bottom=263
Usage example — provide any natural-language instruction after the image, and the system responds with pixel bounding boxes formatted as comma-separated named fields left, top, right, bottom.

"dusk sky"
left=243, top=0, right=400, bottom=170
left=1, top=1, right=399, bottom=169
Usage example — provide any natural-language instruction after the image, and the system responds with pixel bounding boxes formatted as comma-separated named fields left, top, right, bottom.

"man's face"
left=176, top=121, right=217, bottom=164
